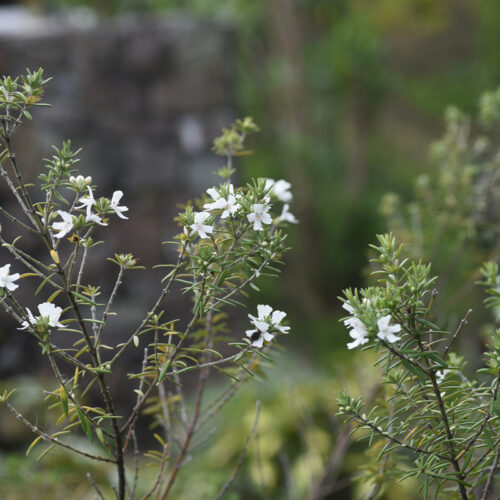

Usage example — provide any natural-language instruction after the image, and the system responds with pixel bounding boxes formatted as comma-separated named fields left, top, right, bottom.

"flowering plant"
left=338, top=234, right=500, bottom=499
left=0, top=70, right=297, bottom=499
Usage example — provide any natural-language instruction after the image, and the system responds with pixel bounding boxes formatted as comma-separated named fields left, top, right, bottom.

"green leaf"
left=415, top=318, right=441, bottom=331
left=75, top=406, right=93, bottom=443
left=214, top=366, right=239, bottom=381
left=483, top=426, right=494, bottom=450
left=71, top=291, right=98, bottom=306
left=401, top=358, right=427, bottom=383
left=61, top=389, right=68, bottom=418
left=96, top=427, right=106, bottom=445
left=158, top=360, right=171, bottom=383
left=493, top=398, right=500, bottom=418
left=35, top=273, right=57, bottom=296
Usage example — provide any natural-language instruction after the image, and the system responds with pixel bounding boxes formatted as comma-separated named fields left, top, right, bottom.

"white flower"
left=376, top=315, right=401, bottom=343
left=342, top=301, right=369, bottom=349
left=78, top=187, right=107, bottom=225
left=190, top=211, right=213, bottom=239
left=278, top=204, right=298, bottom=224
left=342, top=302, right=355, bottom=315
left=264, top=178, right=275, bottom=192
left=248, top=304, right=290, bottom=334
left=245, top=320, right=274, bottom=348
left=247, top=203, right=272, bottom=231
left=20, top=302, right=64, bottom=330
left=0, top=264, right=20, bottom=291
left=78, top=186, right=97, bottom=215
left=204, top=185, right=240, bottom=218
left=345, top=317, right=369, bottom=349
left=52, top=210, right=74, bottom=239
left=436, top=369, right=450, bottom=383
left=110, top=190, right=129, bottom=219
left=250, top=304, right=273, bottom=321
left=20, top=308, right=37, bottom=330
left=86, top=212, right=107, bottom=226
left=38, top=303, right=64, bottom=327
left=272, top=179, right=293, bottom=202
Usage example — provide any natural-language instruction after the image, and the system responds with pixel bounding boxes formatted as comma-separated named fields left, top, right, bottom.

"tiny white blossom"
left=0, top=264, right=20, bottom=291
left=86, top=212, right=107, bottom=226
left=345, top=317, right=369, bottom=349
left=342, top=302, right=355, bottom=315
left=250, top=304, right=273, bottom=321
left=436, top=369, right=450, bottom=383
left=376, top=315, right=401, bottom=343
left=204, top=185, right=240, bottom=218
left=78, top=186, right=97, bottom=216
left=20, top=302, right=64, bottom=330
left=78, top=187, right=107, bottom=225
left=190, top=211, right=213, bottom=239
left=272, top=179, right=293, bottom=202
left=20, top=308, right=37, bottom=330
left=248, top=304, right=290, bottom=334
left=38, top=303, right=64, bottom=327
left=245, top=320, right=274, bottom=348
left=247, top=203, right=272, bottom=231
left=278, top=204, right=298, bottom=224
left=110, top=190, right=129, bottom=219
left=53, top=210, right=74, bottom=239
left=263, top=178, right=275, bottom=195
left=271, top=310, right=290, bottom=334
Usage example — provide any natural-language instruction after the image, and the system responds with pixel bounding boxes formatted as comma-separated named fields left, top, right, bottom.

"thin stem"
left=443, top=309, right=472, bottom=359
left=480, top=448, right=500, bottom=500
left=0, top=206, right=38, bottom=233
left=2, top=399, right=114, bottom=463
left=0, top=162, right=35, bottom=225
left=110, top=243, right=187, bottom=365
left=353, top=412, right=451, bottom=461
left=95, top=266, right=124, bottom=360
left=87, top=473, right=106, bottom=500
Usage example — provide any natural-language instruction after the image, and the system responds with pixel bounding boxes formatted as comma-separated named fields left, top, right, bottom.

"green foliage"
left=0, top=71, right=296, bottom=499
left=339, top=233, right=500, bottom=498
left=380, top=90, right=500, bottom=331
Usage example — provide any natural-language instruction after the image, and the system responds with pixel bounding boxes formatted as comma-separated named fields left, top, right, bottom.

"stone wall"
left=0, top=8, right=236, bottom=377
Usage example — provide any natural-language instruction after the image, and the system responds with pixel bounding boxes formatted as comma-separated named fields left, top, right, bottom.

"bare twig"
left=3, top=399, right=114, bottom=463
left=87, top=473, right=105, bottom=500
left=443, top=309, right=472, bottom=358
left=480, top=448, right=500, bottom=500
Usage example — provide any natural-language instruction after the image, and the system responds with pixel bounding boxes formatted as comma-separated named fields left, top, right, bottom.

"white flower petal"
left=271, top=310, right=286, bottom=325
left=257, top=304, right=273, bottom=319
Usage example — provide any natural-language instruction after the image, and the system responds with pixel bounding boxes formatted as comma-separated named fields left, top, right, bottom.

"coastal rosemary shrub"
left=339, top=90, right=500, bottom=499
left=0, top=69, right=297, bottom=499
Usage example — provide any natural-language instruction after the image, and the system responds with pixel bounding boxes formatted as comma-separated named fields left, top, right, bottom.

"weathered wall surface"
left=0, top=8, right=236, bottom=378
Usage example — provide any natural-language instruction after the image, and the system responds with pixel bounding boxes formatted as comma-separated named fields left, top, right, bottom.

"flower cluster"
left=245, top=304, right=290, bottom=348
left=342, top=302, right=401, bottom=349
left=185, top=178, right=297, bottom=240
left=52, top=186, right=129, bottom=239
left=1, top=263, right=65, bottom=331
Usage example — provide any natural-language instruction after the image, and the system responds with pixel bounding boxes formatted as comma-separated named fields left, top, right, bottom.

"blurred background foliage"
left=2, top=0, right=500, bottom=498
